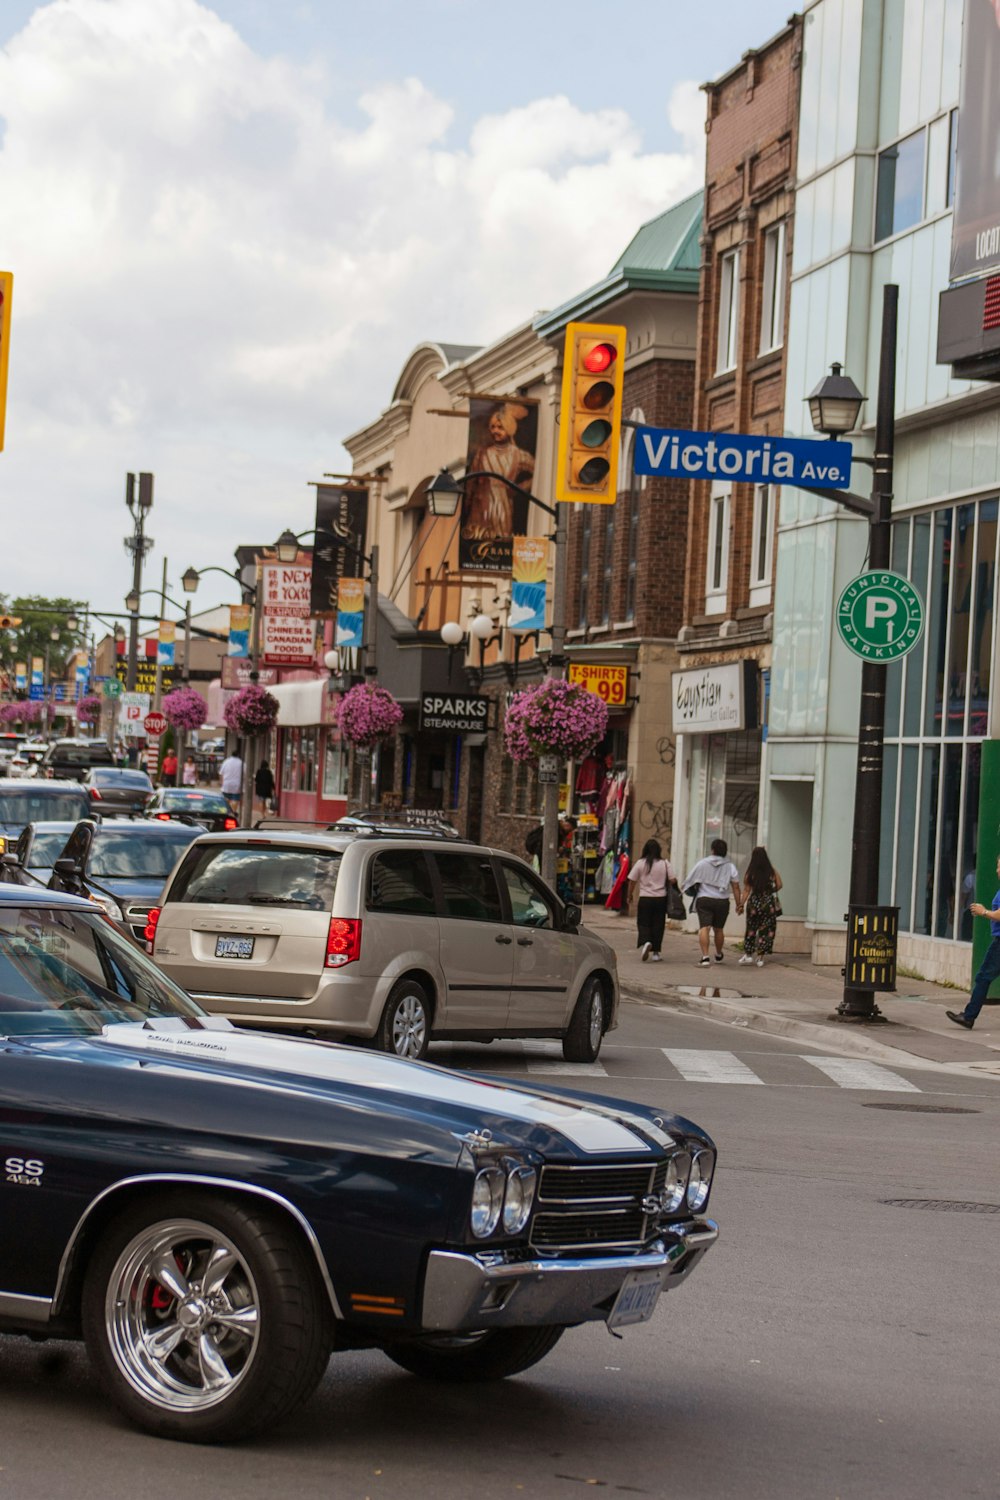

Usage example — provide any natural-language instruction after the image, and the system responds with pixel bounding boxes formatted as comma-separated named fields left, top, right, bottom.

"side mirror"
left=563, top=903, right=582, bottom=932
left=52, top=856, right=82, bottom=879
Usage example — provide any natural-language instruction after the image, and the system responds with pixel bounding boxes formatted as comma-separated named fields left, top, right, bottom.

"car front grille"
left=530, top=1160, right=670, bottom=1252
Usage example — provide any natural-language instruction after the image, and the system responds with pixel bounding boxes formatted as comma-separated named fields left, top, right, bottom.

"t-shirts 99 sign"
left=567, top=663, right=628, bottom=705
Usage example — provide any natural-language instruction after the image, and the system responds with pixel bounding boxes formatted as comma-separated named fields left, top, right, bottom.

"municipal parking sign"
left=836, top=570, right=924, bottom=661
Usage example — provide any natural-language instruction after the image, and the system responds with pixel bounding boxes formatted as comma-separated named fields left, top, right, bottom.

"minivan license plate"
left=607, top=1270, right=663, bottom=1330
left=215, top=936, right=254, bottom=960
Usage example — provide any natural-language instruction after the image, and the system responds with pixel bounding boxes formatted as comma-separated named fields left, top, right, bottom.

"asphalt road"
left=3, top=1000, right=1000, bottom=1500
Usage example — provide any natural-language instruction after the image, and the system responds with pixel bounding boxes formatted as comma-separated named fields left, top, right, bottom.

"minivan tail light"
left=155, top=812, right=171, bottom=822
left=144, top=906, right=161, bottom=951
left=326, top=917, right=361, bottom=968
left=224, top=817, right=238, bottom=830
left=88, top=785, right=102, bottom=800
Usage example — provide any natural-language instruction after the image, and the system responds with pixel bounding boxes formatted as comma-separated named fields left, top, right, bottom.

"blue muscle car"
left=0, top=885, right=718, bottom=1443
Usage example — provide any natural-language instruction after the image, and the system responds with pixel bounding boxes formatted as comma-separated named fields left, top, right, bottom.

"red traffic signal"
left=555, top=323, right=626, bottom=504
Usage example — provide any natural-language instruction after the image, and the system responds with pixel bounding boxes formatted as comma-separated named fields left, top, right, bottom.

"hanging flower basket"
left=75, top=694, right=102, bottom=725
left=335, top=681, right=403, bottom=748
left=162, top=686, right=208, bottom=732
left=223, top=682, right=280, bottom=737
left=0, top=700, right=40, bottom=726
left=504, top=679, right=608, bottom=764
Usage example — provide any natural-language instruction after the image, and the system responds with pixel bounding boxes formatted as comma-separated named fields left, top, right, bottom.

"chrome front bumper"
left=421, top=1219, right=718, bottom=1332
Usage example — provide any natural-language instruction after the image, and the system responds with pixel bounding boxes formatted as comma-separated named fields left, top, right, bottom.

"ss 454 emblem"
left=5, top=1156, right=44, bottom=1186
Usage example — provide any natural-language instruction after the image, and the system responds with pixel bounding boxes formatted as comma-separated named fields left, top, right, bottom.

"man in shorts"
left=682, top=838, right=743, bottom=966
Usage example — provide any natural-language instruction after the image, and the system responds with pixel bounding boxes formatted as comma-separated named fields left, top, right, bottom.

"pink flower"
left=504, top=679, right=608, bottom=763
left=223, top=682, right=280, bottom=737
left=336, top=682, right=403, bottom=747
left=75, top=695, right=102, bottom=724
left=162, top=687, right=208, bottom=731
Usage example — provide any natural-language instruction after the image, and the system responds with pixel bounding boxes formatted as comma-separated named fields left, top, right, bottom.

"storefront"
left=270, top=677, right=348, bottom=824
left=672, top=658, right=763, bottom=880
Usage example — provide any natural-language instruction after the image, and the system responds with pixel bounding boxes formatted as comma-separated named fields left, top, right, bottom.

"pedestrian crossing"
left=439, top=1041, right=924, bottom=1093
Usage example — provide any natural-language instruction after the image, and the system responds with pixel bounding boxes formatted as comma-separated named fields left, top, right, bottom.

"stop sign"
left=144, top=712, right=168, bottom=736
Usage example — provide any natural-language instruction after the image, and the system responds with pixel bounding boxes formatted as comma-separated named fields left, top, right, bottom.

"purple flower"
left=223, top=682, right=280, bottom=737
left=335, top=682, right=403, bottom=747
left=162, top=687, right=208, bottom=731
left=504, top=679, right=608, bottom=763
left=75, top=695, right=102, bottom=724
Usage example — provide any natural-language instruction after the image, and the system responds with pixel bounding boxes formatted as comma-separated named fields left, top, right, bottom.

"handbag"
left=667, top=883, right=686, bottom=922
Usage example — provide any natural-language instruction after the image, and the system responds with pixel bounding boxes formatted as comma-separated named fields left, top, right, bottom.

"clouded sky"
left=0, top=0, right=792, bottom=614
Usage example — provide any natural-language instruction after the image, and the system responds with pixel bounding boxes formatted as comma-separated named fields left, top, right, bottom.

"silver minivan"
left=145, top=829, right=618, bottom=1061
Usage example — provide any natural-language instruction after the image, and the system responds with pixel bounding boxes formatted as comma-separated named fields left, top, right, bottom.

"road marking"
left=661, top=1049, right=765, bottom=1085
left=523, top=1041, right=608, bottom=1077
left=800, top=1056, right=920, bottom=1092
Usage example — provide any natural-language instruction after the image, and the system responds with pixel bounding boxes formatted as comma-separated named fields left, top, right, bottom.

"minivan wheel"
left=378, top=979, right=431, bottom=1060
left=562, top=976, right=605, bottom=1063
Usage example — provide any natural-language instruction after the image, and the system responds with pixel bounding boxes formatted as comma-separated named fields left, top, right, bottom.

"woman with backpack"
left=627, top=838, right=676, bottom=963
left=740, top=845, right=783, bottom=967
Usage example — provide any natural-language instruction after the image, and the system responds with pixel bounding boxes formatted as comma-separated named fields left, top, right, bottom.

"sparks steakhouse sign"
left=418, top=694, right=491, bottom=734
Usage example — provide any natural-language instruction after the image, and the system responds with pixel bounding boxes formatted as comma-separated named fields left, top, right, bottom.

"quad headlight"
left=470, top=1161, right=537, bottom=1239
left=686, top=1149, right=715, bottom=1212
left=662, top=1150, right=690, bottom=1213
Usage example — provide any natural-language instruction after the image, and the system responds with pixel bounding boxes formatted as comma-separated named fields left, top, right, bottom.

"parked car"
left=10, top=820, right=79, bottom=882
left=145, top=786, right=239, bottom=831
left=0, top=781, right=90, bottom=851
left=47, top=817, right=205, bottom=941
left=39, top=737, right=116, bottom=782
left=81, top=766, right=154, bottom=816
left=146, top=830, right=619, bottom=1061
left=0, top=883, right=719, bottom=1443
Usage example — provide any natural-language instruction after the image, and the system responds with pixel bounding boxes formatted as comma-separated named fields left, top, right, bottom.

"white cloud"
left=0, top=0, right=703, bottom=598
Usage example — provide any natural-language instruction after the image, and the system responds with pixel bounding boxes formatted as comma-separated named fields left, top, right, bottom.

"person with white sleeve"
left=682, top=838, right=743, bottom=967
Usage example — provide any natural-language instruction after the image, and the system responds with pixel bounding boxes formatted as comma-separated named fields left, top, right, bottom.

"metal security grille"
left=531, top=1161, right=669, bottom=1252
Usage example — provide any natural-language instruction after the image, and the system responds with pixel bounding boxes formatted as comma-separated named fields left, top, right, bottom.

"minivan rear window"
left=169, top=844, right=341, bottom=911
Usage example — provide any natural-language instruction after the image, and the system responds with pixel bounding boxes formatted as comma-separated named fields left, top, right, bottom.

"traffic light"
left=0, top=616, right=21, bottom=629
left=555, top=321, right=626, bottom=505
left=0, top=271, right=12, bottom=453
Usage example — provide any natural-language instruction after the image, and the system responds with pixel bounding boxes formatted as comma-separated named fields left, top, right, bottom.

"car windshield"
left=88, top=829, right=200, bottom=879
left=26, top=830, right=73, bottom=868
left=170, top=844, right=341, bottom=910
left=93, top=770, right=152, bottom=789
left=0, top=792, right=87, bottom=825
left=0, top=903, right=202, bottom=1036
left=161, top=792, right=230, bottom=814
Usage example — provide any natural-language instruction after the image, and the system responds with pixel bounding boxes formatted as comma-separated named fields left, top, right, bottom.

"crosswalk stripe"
left=523, top=1041, right=608, bottom=1077
left=661, top=1048, right=765, bottom=1085
left=800, top=1056, right=920, bottom=1093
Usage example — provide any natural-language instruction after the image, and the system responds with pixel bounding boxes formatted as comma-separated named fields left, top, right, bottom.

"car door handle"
left=495, top=934, right=513, bottom=945
left=517, top=937, right=533, bottom=946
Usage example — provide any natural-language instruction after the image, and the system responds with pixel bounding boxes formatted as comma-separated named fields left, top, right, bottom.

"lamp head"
left=427, top=468, right=463, bottom=517
left=806, top=362, right=865, bottom=437
left=125, top=590, right=140, bottom=614
left=275, top=529, right=300, bottom=564
left=440, top=620, right=464, bottom=647
left=181, top=566, right=200, bottom=594
left=470, top=613, right=495, bottom=641
left=323, top=648, right=340, bottom=672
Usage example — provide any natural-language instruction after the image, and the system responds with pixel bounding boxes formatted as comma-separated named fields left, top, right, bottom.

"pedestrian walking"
left=182, top=753, right=198, bottom=787
left=739, top=846, right=782, bottom=967
left=255, top=758, right=275, bottom=813
left=219, top=748, right=244, bottom=816
left=627, top=839, right=675, bottom=963
left=947, top=853, right=1000, bottom=1029
left=160, top=748, right=178, bottom=787
left=682, top=838, right=743, bottom=967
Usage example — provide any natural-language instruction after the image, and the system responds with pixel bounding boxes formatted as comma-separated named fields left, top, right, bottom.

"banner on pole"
left=335, top=578, right=365, bottom=648
left=228, top=604, right=250, bottom=658
left=157, top=620, right=175, bottom=667
left=509, top=536, right=548, bottom=631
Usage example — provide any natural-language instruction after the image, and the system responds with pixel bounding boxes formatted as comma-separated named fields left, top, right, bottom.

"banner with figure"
left=335, top=578, right=366, bottom=648
left=459, top=397, right=538, bottom=573
left=509, top=536, right=548, bottom=632
left=311, top=485, right=369, bottom=616
left=157, top=620, right=175, bottom=667
left=228, top=604, right=250, bottom=658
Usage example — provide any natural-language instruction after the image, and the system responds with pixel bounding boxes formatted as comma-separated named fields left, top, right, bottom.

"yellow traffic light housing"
left=555, top=321, right=626, bottom=504
left=0, top=272, right=12, bottom=453
left=0, top=616, right=21, bottom=629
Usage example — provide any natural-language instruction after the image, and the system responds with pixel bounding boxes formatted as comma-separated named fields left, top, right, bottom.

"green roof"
left=534, top=190, right=703, bottom=338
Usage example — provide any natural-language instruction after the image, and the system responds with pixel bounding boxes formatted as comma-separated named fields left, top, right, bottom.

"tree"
left=0, top=595, right=86, bottom=694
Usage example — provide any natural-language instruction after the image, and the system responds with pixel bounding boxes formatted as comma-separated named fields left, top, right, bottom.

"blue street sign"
left=633, top=426, right=854, bottom=488
left=28, top=685, right=44, bottom=701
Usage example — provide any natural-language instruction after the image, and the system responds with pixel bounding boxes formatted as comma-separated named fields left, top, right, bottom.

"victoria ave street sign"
left=634, top=425, right=854, bottom=487
left=836, top=570, right=924, bottom=661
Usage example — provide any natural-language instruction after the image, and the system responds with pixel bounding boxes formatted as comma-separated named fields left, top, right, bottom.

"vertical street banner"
left=951, top=0, right=1000, bottom=280
left=30, top=658, right=42, bottom=688
left=14, top=662, right=25, bottom=691
left=459, top=397, right=538, bottom=573
left=157, top=620, right=175, bottom=667
left=261, top=562, right=315, bottom=666
left=335, top=578, right=365, bottom=648
left=0, top=271, right=12, bottom=453
left=509, top=536, right=548, bottom=631
left=228, top=603, right=250, bottom=657
left=310, top=485, right=369, bottom=617
left=75, top=664, right=89, bottom=700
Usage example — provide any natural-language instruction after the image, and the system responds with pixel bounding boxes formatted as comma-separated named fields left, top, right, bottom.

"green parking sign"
left=836, top=570, right=924, bottom=662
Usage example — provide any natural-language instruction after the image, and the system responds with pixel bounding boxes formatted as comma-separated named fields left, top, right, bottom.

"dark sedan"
left=81, top=766, right=154, bottom=816
left=0, top=885, right=718, bottom=1444
left=145, top=786, right=239, bottom=831
left=47, top=817, right=205, bottom=940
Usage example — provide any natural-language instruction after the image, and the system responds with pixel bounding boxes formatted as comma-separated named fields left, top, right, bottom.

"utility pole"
left=124, top=472, right=153, bottom=692
left=540, top=504, right=568, bottom=889
left=240, top=564, right=264, bottom=830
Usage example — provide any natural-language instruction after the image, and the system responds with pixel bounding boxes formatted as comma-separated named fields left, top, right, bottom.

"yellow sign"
left=567, top=662, right=629, bottom=706
left=0, top=272, right=12, bottom=452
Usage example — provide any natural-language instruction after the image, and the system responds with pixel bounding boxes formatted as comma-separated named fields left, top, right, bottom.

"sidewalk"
left=581, top=906, right=1000, bottom=1078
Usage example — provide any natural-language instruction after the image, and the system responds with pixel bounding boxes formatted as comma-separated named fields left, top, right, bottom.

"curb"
left=619, top=979, right=996, bottom=1077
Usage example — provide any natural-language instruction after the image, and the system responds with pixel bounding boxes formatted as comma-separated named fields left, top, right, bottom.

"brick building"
left=671, top=18, right=802, bottom=883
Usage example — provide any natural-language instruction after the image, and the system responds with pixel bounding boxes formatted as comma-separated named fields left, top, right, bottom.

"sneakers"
left=714, top=952, right=724, bottom=962
left=650, top=953, right=662, bottom=963
left=738, top=954, right=753, bottom=965
left=755, top=958, right=764, bottom=967
left=699, top=956, right=711, bottom=966
left=640, top=941, right=652, bottom=962
left=946, top=1009, right=974, bottom=1030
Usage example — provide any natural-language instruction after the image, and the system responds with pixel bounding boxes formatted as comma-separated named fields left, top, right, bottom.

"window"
left=716, top=250, right=740, bottom=372
left=170, top=845, right=342, bottom=910
left=600, top=502, right=616, bottom=626
left=577, top=507, right=593, bottom=627
left=750, top=484, right=776, bottom=600
left=705, top=485, right=730, bottom=612
left=368, top=850, right=435, bottom=915
left=620, top=416, right=645, bottom=623
left=947, top=108, right=958, bottom=209
left=500, top=863, right=556, bottom=929
left=433, top=852, right=504, bottom=923
left=759, top=223, right=785, bottom=354
left=322, top=733, right=348, bottom=799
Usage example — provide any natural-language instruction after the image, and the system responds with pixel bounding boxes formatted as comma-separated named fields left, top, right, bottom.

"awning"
left=271, top=678, right=328, bottom=727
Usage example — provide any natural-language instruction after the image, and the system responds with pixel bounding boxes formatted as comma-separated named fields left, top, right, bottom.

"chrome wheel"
left=587, top=985, right=603, bottom=1051
left=391, top=991, right=428, bottom=1058
left=105, top=1218, right=260, bottom=1413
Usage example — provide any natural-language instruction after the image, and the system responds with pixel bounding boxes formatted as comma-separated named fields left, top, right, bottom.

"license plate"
left=215, top=935, right=255, bottom=960
left=607, top=1269, right=663, bottom=1330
